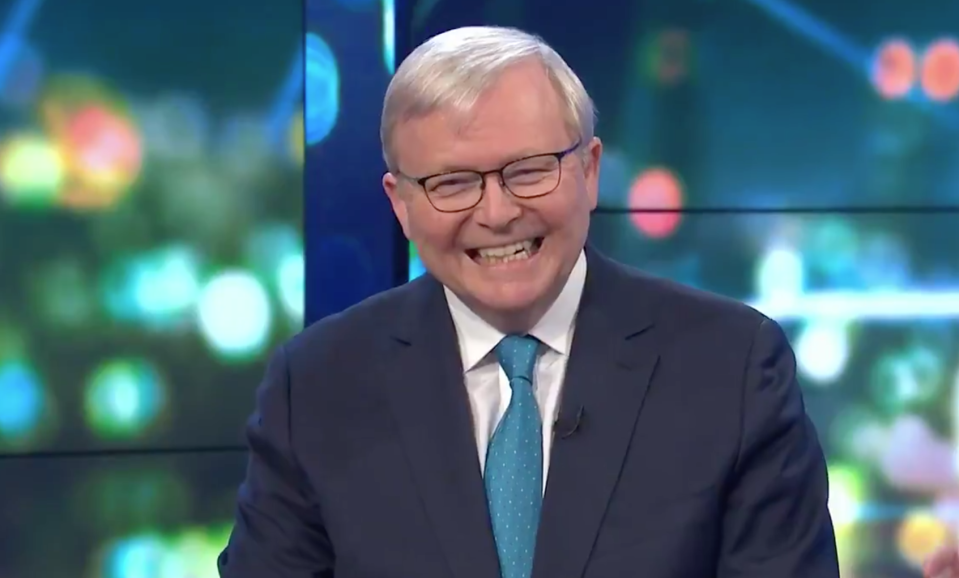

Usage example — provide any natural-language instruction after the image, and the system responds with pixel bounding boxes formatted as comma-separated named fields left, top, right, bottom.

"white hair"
left=380, top=26, right=596, bottom=170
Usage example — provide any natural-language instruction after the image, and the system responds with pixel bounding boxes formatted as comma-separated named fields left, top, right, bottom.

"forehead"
left=395, top=63, right=571, bottom=173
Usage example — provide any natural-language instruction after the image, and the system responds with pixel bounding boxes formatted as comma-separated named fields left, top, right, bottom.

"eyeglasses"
left=402, top=141, right=582, bottom=213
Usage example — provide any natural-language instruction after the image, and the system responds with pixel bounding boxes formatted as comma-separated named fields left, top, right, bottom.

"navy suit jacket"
left=219, top=249, right=839, bottom=578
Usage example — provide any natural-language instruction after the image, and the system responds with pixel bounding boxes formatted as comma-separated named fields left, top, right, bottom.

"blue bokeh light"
left=105, top=534, right=167, bottom=578
left=382, top=0, right=395, bottom=73
left=305, top=33, right=340, bottom=145
left=0, top=360, right=43, bottom=443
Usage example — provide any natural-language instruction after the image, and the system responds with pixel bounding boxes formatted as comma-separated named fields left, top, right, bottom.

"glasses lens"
left=424, top=171, right=483, bottom=211
left=503, top=155, right=561, bottom=197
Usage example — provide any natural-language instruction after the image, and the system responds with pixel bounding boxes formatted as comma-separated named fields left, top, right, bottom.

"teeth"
left=475, top=240, right=535, bottom=264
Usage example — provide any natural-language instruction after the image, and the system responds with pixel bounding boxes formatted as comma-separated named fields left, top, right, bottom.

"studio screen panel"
left=304, top=0, right=401, bottom=323
left=409, top=0, right=959, bottom=211
left=0, top=450, right=246, bottom=577
left=590, top=209, right=959, bottom=576
left=0, top=0, right=302, bottom=454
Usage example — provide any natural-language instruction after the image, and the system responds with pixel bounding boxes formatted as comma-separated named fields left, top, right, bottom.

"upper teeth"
left=477, top=240, right=534, bottom=258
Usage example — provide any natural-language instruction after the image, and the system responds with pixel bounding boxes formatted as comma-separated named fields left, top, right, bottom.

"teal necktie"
left=485, top=335, right=543, bottom=578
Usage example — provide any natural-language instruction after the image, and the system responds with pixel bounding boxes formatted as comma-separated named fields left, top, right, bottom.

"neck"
left=477, top=303, right=549, bottom=336
left=467, top=276, right=567, bottom=335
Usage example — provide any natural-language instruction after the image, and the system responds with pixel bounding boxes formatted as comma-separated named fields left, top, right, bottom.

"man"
left=218, top=26, right=839, bottom=578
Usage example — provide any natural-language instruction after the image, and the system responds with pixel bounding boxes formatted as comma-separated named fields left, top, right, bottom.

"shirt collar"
left=445, top=250, right=587, bottom=372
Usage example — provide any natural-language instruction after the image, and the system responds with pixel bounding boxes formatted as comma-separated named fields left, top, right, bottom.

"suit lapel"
left=384, top=277, right=501, bottom=578
left=532, top=250, right=661, bottom=578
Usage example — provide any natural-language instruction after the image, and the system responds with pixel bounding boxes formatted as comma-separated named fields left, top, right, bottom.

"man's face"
left=383, top=62, right=602, bottom=329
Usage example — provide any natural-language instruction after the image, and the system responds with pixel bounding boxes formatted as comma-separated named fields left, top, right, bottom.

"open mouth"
left=467, top=237, right=544, bottom=265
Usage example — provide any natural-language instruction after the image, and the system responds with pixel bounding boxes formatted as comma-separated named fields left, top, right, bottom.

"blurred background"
left=4, top=0, right=958, bottom=575
left=405, top=0, right=959, bottom=576
left=0, top=0, right=308, bottom=574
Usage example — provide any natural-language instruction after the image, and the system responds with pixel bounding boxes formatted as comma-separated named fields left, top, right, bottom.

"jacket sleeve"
left=218, top=344, right=334, bottom=577
left=717, top=317, right=840, bottom=578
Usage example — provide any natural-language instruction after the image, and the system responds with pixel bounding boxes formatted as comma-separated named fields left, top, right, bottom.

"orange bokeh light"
left=628, top=167, right=684, bottom=239
left=53, top=105, right=143, bottom=209
left=921, top=38, right=959, bottom=102
left=871, top=38, right=916, bottom=100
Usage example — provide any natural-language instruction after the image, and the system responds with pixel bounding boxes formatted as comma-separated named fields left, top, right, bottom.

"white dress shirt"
left=444, top=251, right=587, bottom=493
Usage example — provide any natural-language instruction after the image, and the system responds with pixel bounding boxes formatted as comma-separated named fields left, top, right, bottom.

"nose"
left=473, top=175, right=522, bottom=229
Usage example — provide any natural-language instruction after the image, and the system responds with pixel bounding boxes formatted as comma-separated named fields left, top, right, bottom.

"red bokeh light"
left=871, top=38, right=916, bottom=100
left=627, top=167, right=684, bottom=239
left=920, top=38, right=959, bottom=102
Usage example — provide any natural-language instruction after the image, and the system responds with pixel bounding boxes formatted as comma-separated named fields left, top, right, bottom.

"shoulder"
left=607, top=258, right=770, bottom=339
left=282, top=275, right=433, bottom=365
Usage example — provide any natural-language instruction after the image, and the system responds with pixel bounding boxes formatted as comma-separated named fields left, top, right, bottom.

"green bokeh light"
left=84, top=358, right=167, bottom=440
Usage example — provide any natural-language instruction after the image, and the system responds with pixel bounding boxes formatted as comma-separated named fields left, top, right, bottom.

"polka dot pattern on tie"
left=485, top=334, right=543, bottom=578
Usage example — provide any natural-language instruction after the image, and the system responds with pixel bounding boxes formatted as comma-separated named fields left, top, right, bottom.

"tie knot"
left=494, top=335, right=539, bottom=384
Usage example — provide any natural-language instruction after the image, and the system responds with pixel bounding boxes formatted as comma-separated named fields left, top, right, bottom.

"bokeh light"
left=627, top=167, right=683, bottom=239
left=277, top=253, right=305, bottom=323
left=245, top=224, right=305, bottom=324
left=827, top=464, right=866, bottom=572
left=0, top=42, right=44, bottom=109
left=101, top=246, right=203, bottom=328
left=871, top=346, right=943, bottom=414
left=196, top=270, right=272, bottom=360
left=794, top=319, right=849, bottom=385
left=0, top=133, right=65, bottom=206
left=84, top=359, right=167, bottom=440
left=305, top=33, right=340, bottom=145
left=871, top=37, right=917, bottom=100
left=383, top=0, right=396, bottom=73
left=0, top=360, right=47, bottom=447
left=47, top=100, right=143, bottom=210
left=102, top=533, right=166, bottom=578
left=879, top=414, right=953, bottom=493
left=755, top=245, right=804, bottom=300
left=99, top=525, right=233, bottom=578
left=0, top=1, right=306, bottom=575
left=920, top=37, right=959, bottom=102
left=897, top=510, right=951, bottom=569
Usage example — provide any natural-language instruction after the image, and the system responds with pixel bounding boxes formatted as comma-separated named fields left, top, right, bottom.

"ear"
left=582, top=137, right=603, bottom=210
left=383, top=172, right=412, bottom=239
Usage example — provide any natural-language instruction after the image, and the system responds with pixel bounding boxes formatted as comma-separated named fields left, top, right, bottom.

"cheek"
left=541, top=187, right=591, bottom=230
left=407, top=209, right=466, bottom=253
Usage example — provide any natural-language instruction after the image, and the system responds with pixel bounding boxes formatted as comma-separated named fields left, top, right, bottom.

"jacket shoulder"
left=612, top=260, right=770, bottom=337
left=283, top=277, right=430, bottom=362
